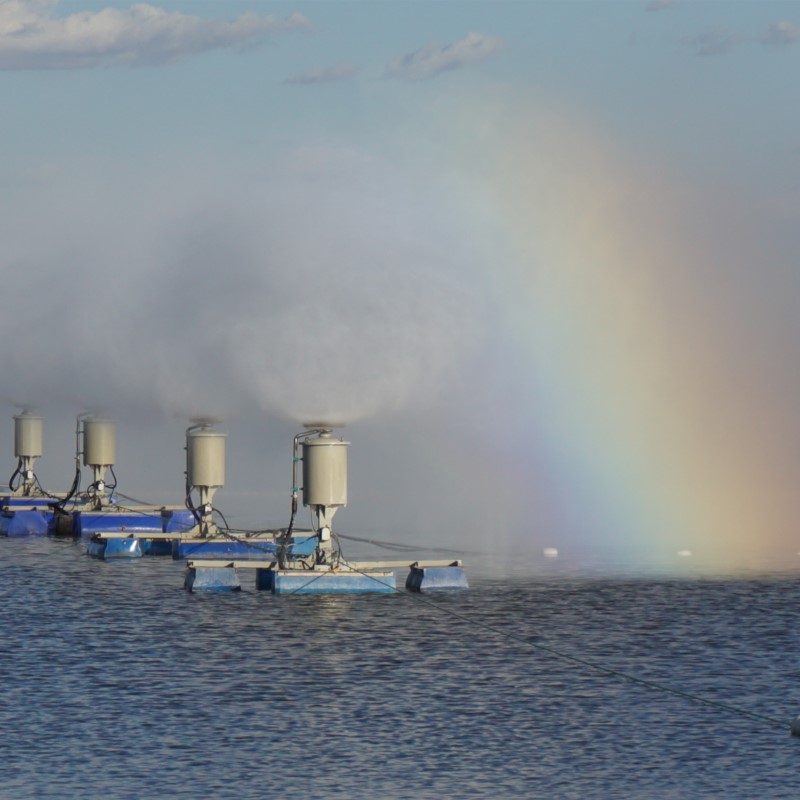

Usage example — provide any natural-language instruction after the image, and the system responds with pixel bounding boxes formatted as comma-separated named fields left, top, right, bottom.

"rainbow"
left=448, top=95, right=792, bottom=562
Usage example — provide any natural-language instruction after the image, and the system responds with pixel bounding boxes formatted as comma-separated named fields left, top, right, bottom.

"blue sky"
left=3, top=1, right=799, bottom=178
left=1, top=1, right=799, bottom=560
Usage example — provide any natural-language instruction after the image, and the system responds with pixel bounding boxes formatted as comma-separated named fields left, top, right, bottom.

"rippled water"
left=1, top=537, right=799, bottom=799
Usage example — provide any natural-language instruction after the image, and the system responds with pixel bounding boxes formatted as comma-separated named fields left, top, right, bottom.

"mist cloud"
left=0, top=146, right=487, bottom=429
left=0, top=0, right=308, bottom=69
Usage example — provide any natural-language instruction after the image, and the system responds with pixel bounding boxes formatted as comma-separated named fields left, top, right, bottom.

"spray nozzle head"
left=302, top=421, right=345, bottom=432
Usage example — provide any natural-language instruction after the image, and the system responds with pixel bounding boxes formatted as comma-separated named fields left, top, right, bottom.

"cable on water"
left=327, top=556, right=792, bottom=734
left=114, top=490, right=158, bottom=507
left=336, top=531, right=486, bottom=556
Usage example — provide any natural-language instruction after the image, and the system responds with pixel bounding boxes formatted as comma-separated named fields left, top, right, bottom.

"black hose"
left=107, top=464, right=118, bottom=492
left=8, top=458, right=21, bottom=493
left=53, top=464, right=81, bottom=513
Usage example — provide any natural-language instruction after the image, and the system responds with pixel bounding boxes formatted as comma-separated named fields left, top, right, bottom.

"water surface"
left=1, top=538, right=798, bottom=799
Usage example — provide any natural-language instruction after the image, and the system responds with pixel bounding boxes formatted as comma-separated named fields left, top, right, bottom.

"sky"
left=0, top=0, right=799, bottom=566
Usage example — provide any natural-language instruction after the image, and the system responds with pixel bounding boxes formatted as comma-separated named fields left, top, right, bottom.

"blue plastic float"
left=406, top=564, right=469, bottom=591
left=86, top=536, right=143, bottom=559
left=161, top=509, right=197, bottom=533
left=0, top=508, right=52, bottom=537
left=185, top=566, right=242, bottom=592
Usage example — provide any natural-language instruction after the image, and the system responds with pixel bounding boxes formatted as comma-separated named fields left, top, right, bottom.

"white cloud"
left=285, top=62, right=356, bottom=85
left=386, top=31, right=505, bottom=81
left=0, top=0, right=308, bottom=69
left=761, top=21, right=800, bottom=46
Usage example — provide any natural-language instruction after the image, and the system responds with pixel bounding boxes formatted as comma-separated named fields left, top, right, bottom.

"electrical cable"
left=107, top=465, right=117, bottom=492
left=53, top=463, right=81, bottom=513
left=32, top=474, right=63, bottom=502
left=114, top=491, right=157, bottom=506
left=213, top=507, right=231, bottom=531
left=336, top=532, right=486, bottom=556
left=8, top=459, right=21, bottom=493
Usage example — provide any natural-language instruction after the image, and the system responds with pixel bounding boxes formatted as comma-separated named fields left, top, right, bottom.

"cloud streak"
left=0, top=0, right=308, bottom=69
left=682, top=19, right=800, bottom=56
left=684, top=25, right=748, bottom=56
left=386, top=32, right=504, bottom=81
left=284, top=62, right=356, bottom=85
left=761, top=21, right=800, bottom=46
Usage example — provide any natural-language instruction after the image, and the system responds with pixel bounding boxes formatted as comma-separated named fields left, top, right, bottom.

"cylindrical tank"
left=303, top=433, right=348, bottom=507
left=83, top=418, right=116, bottom=467
left=187, top=428, right=226, bottom=488
left=14, top=412, right=43, bottom=459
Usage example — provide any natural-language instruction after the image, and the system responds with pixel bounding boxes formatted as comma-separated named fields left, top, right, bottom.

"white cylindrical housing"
left=303, top=433, right=348, bottom=507
left=83, top=418, right=116, bottom=467
left=14, top=413, right=43, bottom=459
left=187, top=429, right=226, bottom=488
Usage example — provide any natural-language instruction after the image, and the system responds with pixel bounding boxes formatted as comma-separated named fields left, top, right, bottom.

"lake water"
left=1, top=536, right=799, bottom=799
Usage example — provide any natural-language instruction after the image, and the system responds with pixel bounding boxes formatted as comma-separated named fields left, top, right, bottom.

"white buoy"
left=543, top=547, right=559, bottom=558
left=678, top=550, right=692, bottom=558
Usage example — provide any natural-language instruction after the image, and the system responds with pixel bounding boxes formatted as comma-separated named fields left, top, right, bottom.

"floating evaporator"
left=10, top=410, right=44, bottom=497
left=185, top=420, right=226, bottom=537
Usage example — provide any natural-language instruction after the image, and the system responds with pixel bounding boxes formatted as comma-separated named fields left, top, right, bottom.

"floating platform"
left=256, top=568, right=396, bottom=594
left=50, top=506, right=194, bottom=540
left=83, top=528, right=314, bottom=561
left=183, top=558, right=465, bottom=594
left=173, top=533, right=317, bottom=561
